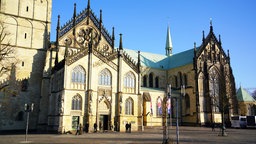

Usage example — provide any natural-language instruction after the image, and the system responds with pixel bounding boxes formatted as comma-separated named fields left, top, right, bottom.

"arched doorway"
left=98, top=98, right=111, bottom=131
left=142, top=92, right=151, bottom=126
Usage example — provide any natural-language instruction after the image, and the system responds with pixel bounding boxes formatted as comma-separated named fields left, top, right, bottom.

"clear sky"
left=51, top=0, right=256, bottom=90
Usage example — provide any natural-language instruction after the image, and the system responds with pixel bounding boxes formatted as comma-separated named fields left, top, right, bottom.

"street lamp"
left=176, top=84, right=185, bottom=144
left=24, top=103, right=34, bottom=142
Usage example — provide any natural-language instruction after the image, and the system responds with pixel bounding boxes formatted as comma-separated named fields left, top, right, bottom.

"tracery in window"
left=72, top=94, right=82, bottom=110
left=124, top=72, right=135, bottom=93
left=209, top=68, right=220, bottom=112
left=99, top=68, right=112, bottom=85
left=72, top=65, right=85, bottom=83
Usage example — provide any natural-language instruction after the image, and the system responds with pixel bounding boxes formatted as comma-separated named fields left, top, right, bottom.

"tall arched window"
left=99, top=69, right=112, bottom=85
left=183, top=74, right=187, bottom=86
left=178, top=72, right=182, bottom=87
left=72, top=65, right=85, bottom=83
left=143, top=75, right=147, bottom=87
left=209, top=68, right=219, bottom=112
left=155, top=76, right=159, bottom=88
left=72, top=94, right=82, bottom=110
left=149, top=72, right=154, bottom=88
left=124, top=72, right=135, bottom=93
left=125, top=98, right=134, bottom=115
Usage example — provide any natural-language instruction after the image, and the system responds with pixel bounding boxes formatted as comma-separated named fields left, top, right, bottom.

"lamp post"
left=176, top=85, right=185, bottom=144
left=24, top=103, right=34, bottom=142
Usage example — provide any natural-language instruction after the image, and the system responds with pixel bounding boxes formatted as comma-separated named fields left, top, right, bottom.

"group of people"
left=75, top=122, right=89, bottom=135
left=125, top=122, right=132, bottom=133
left=75, top=122, right=132, bottom=135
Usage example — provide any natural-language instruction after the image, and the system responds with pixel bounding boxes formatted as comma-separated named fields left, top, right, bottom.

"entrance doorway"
left=100, top=115, right=109, bottom=131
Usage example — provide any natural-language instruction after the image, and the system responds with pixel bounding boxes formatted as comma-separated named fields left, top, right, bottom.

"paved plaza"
left=0, top=126, right=255, bottom=144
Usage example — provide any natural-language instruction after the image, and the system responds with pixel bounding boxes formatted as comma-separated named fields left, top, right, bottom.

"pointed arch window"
left=178, top=72, right=182, bottom=87
left=99, top=69, right=112, bottom=85
left=183, top=74, right=188, bottom=86
left=124, top=72, right=135, bottom=93
left=72, top=66, right=85, bottom=83
left=155, top=76, right=159, bottom=88
left=143, top=75, right=147, bottom=87
left=72, top=94, right=82, bottom=110
left=125, top=98, right=134, bottom=115
left=209, top=68, right=220, bottom=112
left=149, top=72, right=154, bottom=88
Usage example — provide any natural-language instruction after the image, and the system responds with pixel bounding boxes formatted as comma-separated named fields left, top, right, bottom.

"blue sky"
left=51, top=0, right=256, bottom=90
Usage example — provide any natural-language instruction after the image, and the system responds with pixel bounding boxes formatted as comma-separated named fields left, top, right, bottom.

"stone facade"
left=0, top=0, right=238, bottom=132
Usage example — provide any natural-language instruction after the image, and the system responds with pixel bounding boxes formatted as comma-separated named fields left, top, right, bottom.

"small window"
left=26, top=6, right=29, bottom=12
left=24, top=33, right=27, bottom=39
left=22, top=61, right=24, bottom=66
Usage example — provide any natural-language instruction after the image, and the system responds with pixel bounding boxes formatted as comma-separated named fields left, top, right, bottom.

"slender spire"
left=137, top=51, right=141, bottom=73
left=112, top=27, right=115, bottom=49
left=86, top=0, right=91, bottom=25
left=87, top=0, right=90, bottom=10
left=99, top=9, right=102, bottom=40
left=56, top=15, right=60, bottom=46
left=72, top=3, right=77, bottom=35
left=55, top=15, right=60, bottom=66
left=165, top=25, right=173, bottom=56
left=219, top=34, right=222, bottom=45
left=119, top=33, right=123, bottom=50
left=202, top=30, right=205, bottom=43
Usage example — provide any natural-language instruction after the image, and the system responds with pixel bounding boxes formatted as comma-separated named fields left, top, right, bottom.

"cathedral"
left=0, top=0, right=238, bottom=133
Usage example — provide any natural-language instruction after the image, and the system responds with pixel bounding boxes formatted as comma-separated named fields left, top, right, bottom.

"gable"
left=196, top=27, right=228, bottom=63
left=53, top=4, right=117, bottom=67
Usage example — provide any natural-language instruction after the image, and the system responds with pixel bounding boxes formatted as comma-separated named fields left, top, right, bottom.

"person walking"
left=125, top=123, right=129, bottom=133
left=94, top=123, right=97, bottom=132
left=212, top=122, right=215, bottom=131
left=75, top=123, right=81, bottom=135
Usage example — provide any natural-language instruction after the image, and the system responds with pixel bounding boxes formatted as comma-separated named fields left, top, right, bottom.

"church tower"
left=165, top=25, right=173, bottom=56
left=0, top=0, right=52, bottom=130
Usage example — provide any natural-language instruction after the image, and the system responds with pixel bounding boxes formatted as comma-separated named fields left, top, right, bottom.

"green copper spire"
left=165, top=25, right=173, bottom=56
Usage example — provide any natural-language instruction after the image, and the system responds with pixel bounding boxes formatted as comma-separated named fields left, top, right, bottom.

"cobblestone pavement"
left=0, top=126, right=255, bottom=144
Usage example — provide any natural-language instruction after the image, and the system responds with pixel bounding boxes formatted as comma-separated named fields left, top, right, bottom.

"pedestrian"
left=212, top=122, right=215, bottom=131
left=75, top=123, right=80, bottom=135
left=125, top=123, right=129, bottom=133
left=85, top=122, right=89, bottom=133
left=79, top=123, right=82, bottom=134
left=94, top=122, right=97, bottom=132
left=99, top=121, right=103, bottom=132
left=129, top=122, right=132, bottom=133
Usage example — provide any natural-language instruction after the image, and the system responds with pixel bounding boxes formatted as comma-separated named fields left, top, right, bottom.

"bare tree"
left=0, top=21, right=16, bottom=78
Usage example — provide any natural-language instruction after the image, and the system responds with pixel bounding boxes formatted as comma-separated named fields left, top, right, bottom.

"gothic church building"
left=0, top=0, right=238, bottom=133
